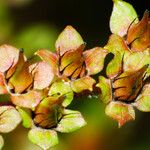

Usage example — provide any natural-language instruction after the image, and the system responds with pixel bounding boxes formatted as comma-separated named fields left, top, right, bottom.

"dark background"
left=9, top=0, right=149, bottom=47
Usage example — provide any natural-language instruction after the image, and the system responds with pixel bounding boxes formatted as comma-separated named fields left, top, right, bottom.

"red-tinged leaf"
left=8, top=52, right=33, bottom=93
left=71, top=76, right=96, bottom=93
left=127, top=11, right=149, bottom=51
left=110, top=0, right=138, bottom=37
left=113, top=65, right=148, bottom=101
left=11, top=90, right=48, bottom=109
left=0, top=73, right=7, bottom=94
left=84, top=47, right=108, bottom=75
left=134, top=83, right=150, bottom=112
left=55, top=25, right=84, bottom=56
left=105, top=101, right=135, bottom=127
left=0, top=45, right=19, bottom=73
left=104, top=34, right=129, bottom=78
left=32, top=62, right=54, bottom=90
left=96, top=76, right=112, bottom=104
left=123, top=50, right=150, bottom=73
left=36, top=49, right=58, bottom=74
left=0, top=106, right=21, bottom=133
left=60, top=45, right=83, bottom=71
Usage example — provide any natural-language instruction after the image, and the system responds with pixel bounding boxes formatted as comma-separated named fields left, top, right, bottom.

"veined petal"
left=105, top=101, right=135, bottom=127
left=84, top=47, right=108, bottom=75
left=55, top=25, right=84, bottom=56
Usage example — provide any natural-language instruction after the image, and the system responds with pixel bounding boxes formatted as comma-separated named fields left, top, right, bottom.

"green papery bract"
left=0, top=106, right=21, bottom=133
left=110, top=0, right=138, bottom=37
left=55, top=25, right=84, bottom=56
left=134, top=83, right=150, bottom=112
left=96, top=76, right=112, bottom=104
left=48, top=80, right=74, bottom=107
left=105, top=101, right=135, bottom=127
left=104, top=34, right=129, bottom=78
left=28, top=127, right=58, bottom=150
left=55, top=109, right=86, bottom=133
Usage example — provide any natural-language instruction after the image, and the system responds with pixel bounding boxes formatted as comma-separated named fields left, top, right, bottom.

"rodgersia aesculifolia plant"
left=0, top=0, right=149, bottom=149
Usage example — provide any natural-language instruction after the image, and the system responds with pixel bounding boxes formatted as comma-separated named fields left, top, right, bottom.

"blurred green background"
left=0, top=0, right=149, bottom=149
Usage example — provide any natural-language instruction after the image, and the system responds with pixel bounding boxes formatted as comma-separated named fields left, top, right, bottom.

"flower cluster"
left=0, top=0, right=149, bottom=149
left=0, top=25, right=108, bottom=149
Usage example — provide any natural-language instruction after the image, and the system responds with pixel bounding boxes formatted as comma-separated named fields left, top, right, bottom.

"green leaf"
left=110, top=0, right=138, bottom=37
left=28, top=127, right=58, bottom=150
left=0, top=106, right=21, bottom=133
left=55, top=26, right=84, bottom=56
left=0, top=135, right=4, bottom=150
left=96, top=76, right=112, bottom=104
left=105, top=101, right=135, bottom=127
left=134, top=84, right=150, bottom=112
left=48, top=80, right=73, bottom=107
left=84, top=47, right=108, bottom=75
left=55, top=109, right=86, bottom=133
left=17, top=107, right=33, bottom=128
left=71, top=76, right=96, bottom=93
